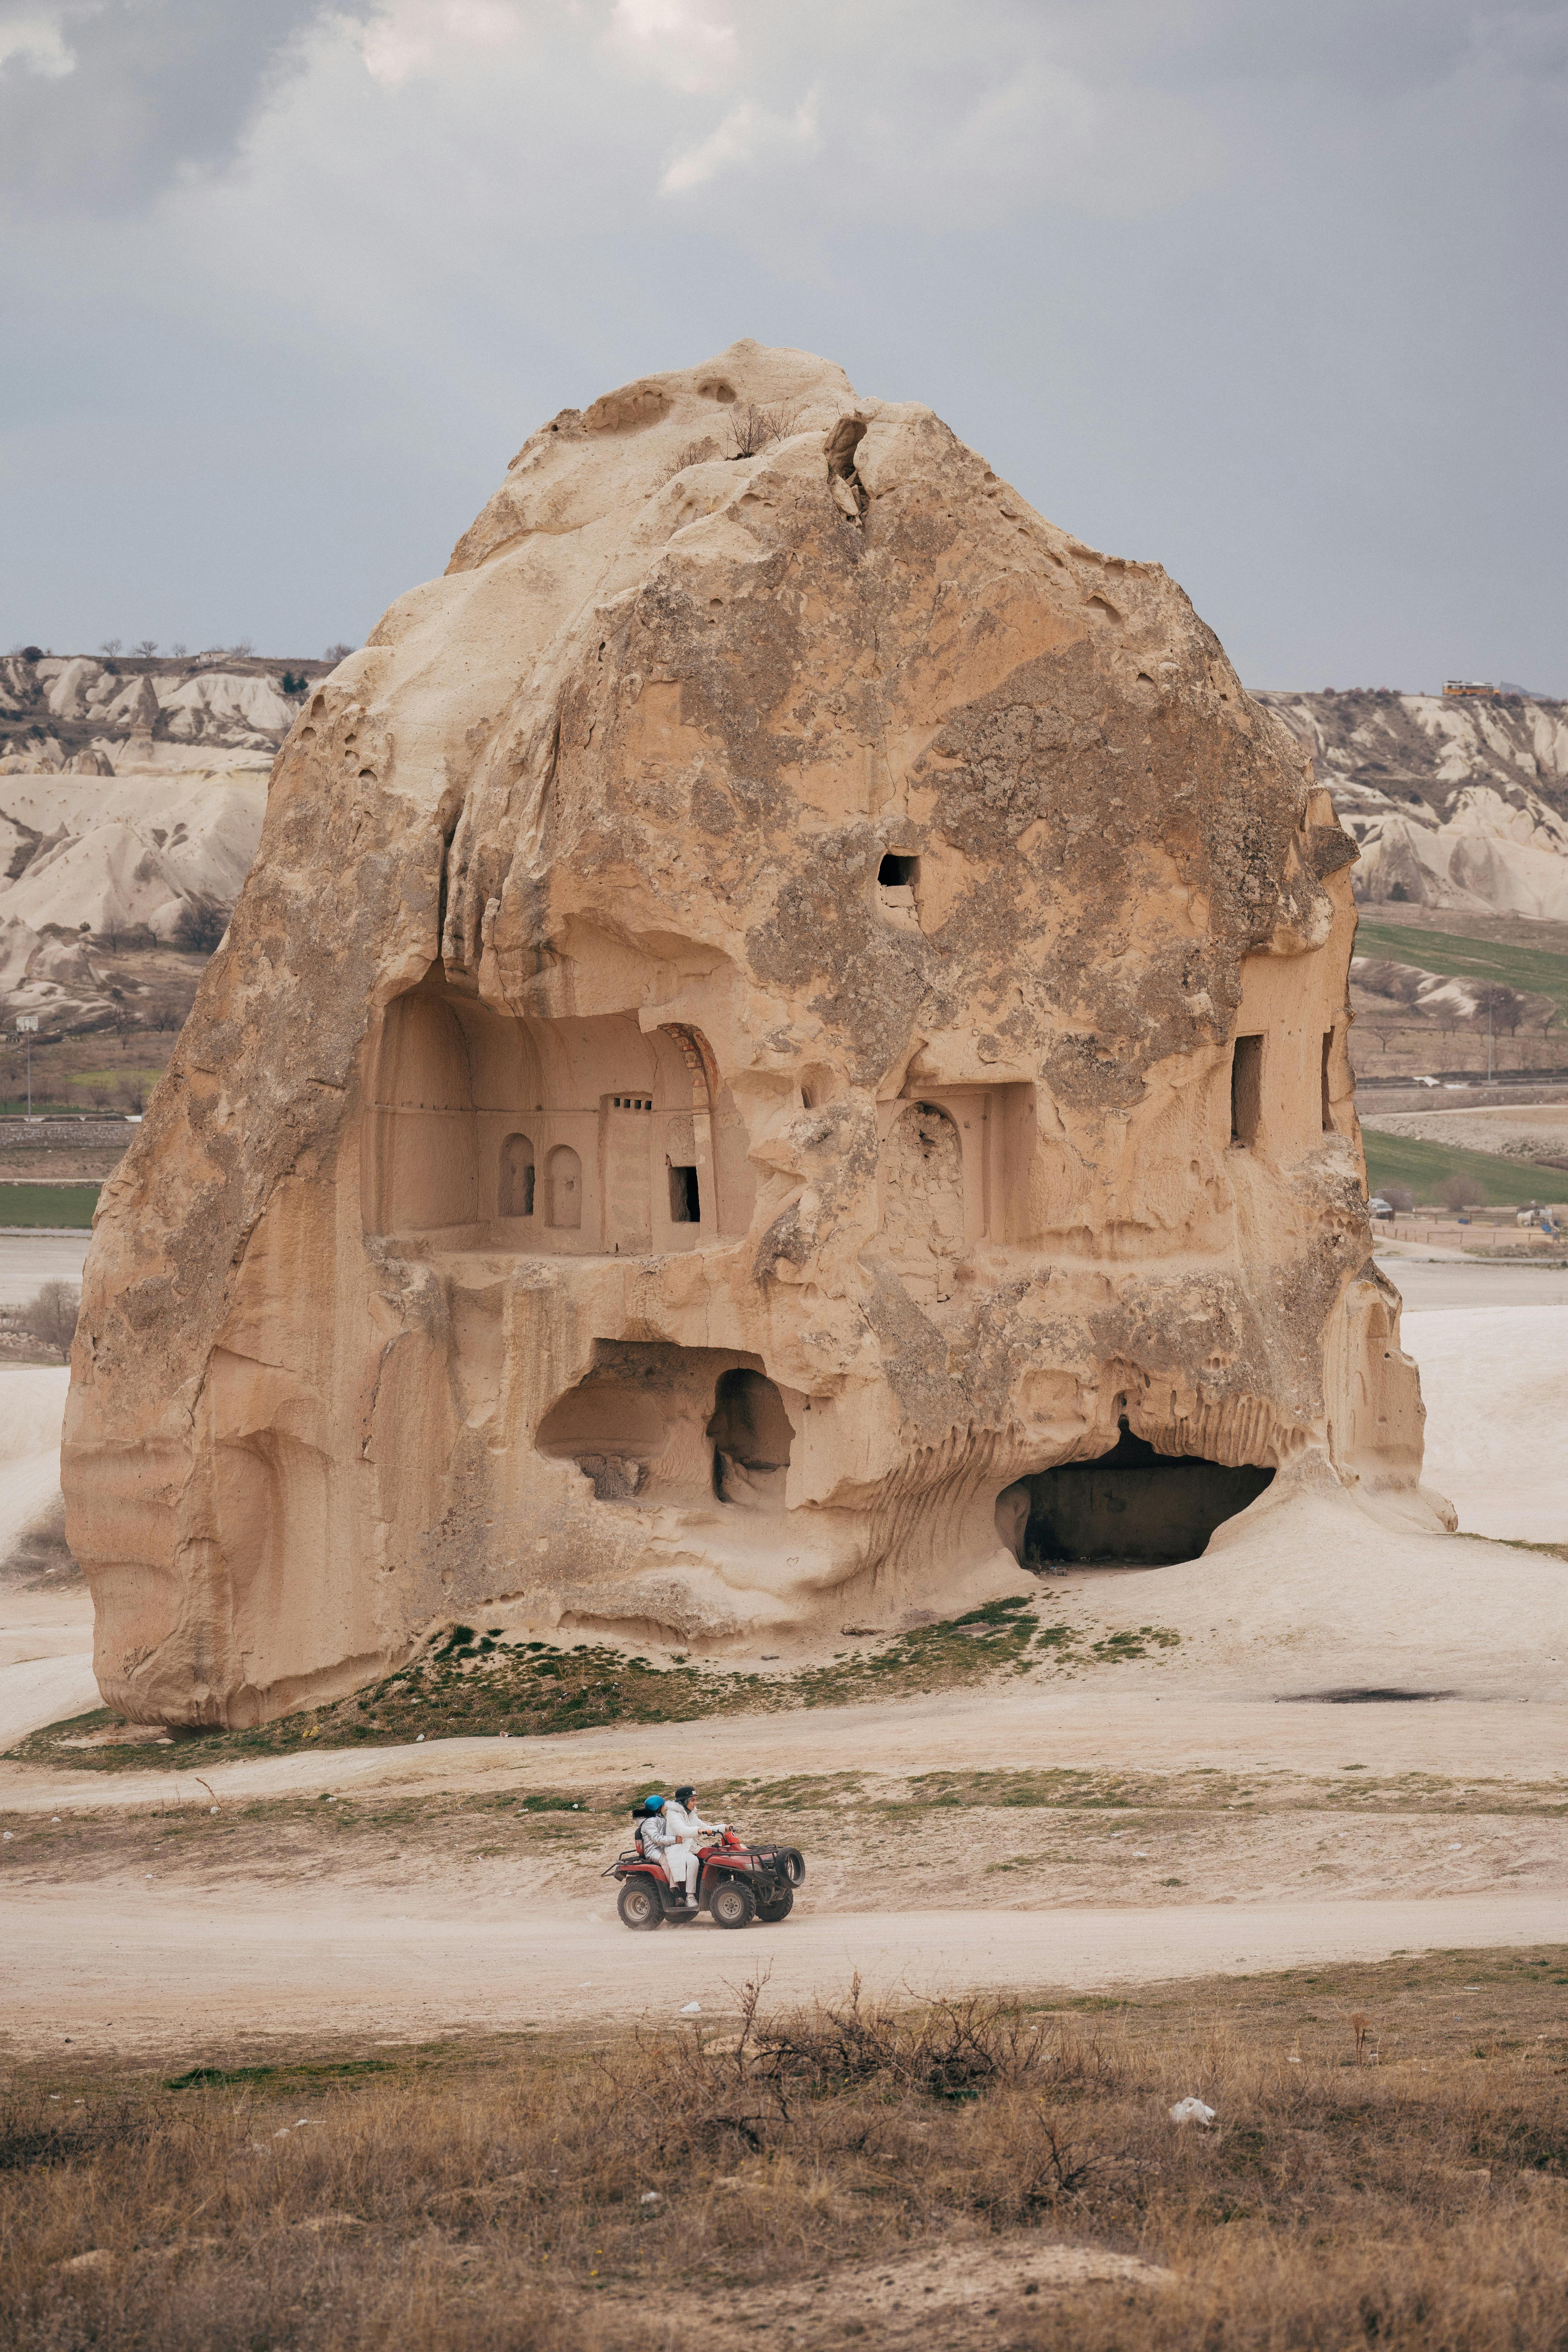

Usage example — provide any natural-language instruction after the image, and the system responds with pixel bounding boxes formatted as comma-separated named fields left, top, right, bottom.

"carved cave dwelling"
left=63, top=341, right=1448, bottom=1728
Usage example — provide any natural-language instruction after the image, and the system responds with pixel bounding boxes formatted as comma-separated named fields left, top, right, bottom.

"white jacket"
left=662, top=1801, right=721, bottom=1843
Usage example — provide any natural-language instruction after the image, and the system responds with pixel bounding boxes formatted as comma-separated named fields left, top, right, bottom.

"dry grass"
left=2, top=1952, right=1566, bottom=2349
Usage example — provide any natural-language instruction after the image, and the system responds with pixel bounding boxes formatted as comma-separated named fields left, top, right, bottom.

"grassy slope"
left=4, top=1602, right=1182, bottom=1772
left=1355, top=916, right=1568, bottom=1024
left=1361, top=1129, right=1563, bottom=1208
left=2, top=1951, right=1565, bottom=2352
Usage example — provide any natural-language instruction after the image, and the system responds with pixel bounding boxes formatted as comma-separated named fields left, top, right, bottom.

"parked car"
left=1369, top=1196, right=1395, bottom=1219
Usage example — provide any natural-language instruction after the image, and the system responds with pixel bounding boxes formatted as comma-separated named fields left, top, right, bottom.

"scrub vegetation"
left=2, top=1950, right=1565, bottom=2352
left=6, top=1600, right=1181, bottom=1773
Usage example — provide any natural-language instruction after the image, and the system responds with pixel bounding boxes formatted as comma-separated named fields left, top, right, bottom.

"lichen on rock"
left=62, top=341, right=1446, bottom=1729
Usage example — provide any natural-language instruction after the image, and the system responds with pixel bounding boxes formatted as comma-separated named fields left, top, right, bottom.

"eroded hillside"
left=1259, top=690, right=1568, bottom=919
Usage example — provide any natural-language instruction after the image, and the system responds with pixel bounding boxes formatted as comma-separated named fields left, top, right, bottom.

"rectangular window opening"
left=878, top=852, right=919, bottom=888
left=1230, top=1033, right=1264, bottom=1148
left=668, top=1164, right=701, bottom=1223
left=1321, top=1031, right=1335, bottom=1132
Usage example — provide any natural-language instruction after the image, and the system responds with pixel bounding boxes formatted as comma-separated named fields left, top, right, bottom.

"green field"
left=0, top=1182, right=101, bottom=1228
left=1362, top=1128, right=1562, bottom=1208
left=1355, top=917, right=1568, bottom=1024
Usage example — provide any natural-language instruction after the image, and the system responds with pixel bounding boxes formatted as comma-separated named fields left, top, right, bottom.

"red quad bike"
left=608, top=1818, right=805, bottom=1931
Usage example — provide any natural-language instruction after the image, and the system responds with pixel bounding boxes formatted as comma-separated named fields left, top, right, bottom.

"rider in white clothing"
left=659, top=1784, right=727, bottom=1904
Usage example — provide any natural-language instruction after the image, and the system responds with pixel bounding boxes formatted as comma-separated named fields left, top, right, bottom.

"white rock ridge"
left=1260, top=690, right=1568, bottom=918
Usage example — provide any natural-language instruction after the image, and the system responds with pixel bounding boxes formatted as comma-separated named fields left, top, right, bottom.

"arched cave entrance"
left=707, top=1368, right=794, bottom=1513
left=996, top=1423, right=1273, bottom=1568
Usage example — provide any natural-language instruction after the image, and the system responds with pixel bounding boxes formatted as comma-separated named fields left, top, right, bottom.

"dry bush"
left=2, top=1972, right=1565, bottom=2351
left=726, top=401, right=800, bottom=459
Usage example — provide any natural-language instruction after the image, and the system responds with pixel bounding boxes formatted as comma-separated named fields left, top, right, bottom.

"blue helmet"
left=643, top=1793, right=665, bottom=1811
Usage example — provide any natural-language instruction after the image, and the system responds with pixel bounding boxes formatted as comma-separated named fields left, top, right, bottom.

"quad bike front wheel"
left=708, top=1878, right=757, bottom=1930
left=754, top=1886, right=794, bottom=1923
left=618, top=1879, right=665, bottom=1931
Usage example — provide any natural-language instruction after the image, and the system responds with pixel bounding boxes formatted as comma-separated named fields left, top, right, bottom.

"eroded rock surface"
left=63, top=342, right=1445, bottom=1728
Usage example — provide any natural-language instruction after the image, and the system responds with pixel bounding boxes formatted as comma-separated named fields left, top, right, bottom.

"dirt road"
left=6, top=1887, right=1562, bottom=2056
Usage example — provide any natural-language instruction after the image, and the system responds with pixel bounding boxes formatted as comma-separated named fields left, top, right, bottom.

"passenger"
left=634, top=1792, right=666, bottom=1857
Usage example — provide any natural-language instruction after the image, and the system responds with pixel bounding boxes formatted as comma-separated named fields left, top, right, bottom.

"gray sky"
left=2, top=0, right=1564, bottom=690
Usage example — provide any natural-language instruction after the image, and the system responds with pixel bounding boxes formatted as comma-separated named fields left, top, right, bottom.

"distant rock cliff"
left=0, top=651, right=333, bottom=1030
left=0, top=651, right=327, bottom=772
left=1259, top=690, right=1568, bottom=920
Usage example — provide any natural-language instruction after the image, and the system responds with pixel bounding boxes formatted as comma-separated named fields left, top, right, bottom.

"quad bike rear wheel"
left=618, top=1879, right=665, bottom=1931
left=708, top=1878, right=757, bottom=1930
left=754, top=1886, right=794, bottom=1923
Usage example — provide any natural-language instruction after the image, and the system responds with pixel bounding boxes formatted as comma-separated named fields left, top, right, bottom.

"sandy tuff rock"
left=64, top=343, right=1447, bottom=1729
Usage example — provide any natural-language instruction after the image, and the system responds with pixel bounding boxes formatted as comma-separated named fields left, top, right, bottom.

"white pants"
left=662, top=1841, right=700, bottom=1895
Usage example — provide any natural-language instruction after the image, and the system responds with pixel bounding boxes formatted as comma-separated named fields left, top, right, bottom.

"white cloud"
left=661, top=89, right=818, bottom=194
left=0, top=6, right=76, bottom=78
left=605, top=0, right=738, bottom=96
left=358, top=0, right=526, bottom=88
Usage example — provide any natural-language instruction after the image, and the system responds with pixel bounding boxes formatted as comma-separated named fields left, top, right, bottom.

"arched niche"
left=875, top=1082, right=1037, bottom=1292
left=499, top=1132, right=535, bottom=1218
left=879, top=1100, right=965, bottom=1302
left=361, top=968, right=756, bottom=1251
left=546, top=1143, right=582, bottom=1229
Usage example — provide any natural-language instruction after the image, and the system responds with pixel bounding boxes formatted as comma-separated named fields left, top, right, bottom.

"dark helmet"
left=674, top=1785, right=696, bottom=1806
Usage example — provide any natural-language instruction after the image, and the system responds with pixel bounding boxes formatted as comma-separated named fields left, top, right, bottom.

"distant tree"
left=173, top=896, right=229, bottom=954
left=19, top=1281, right=80, bottom=1363
left=169, top=642, right=188, bottom=657
left=1437, top=1171, right=1471, bottom=1212
left=279, top=670, right=310, bottom=696
left=98, top=638, right=123, bottom=656
left=132, top=639, right=158, bottom=657
left=1383, top=1182, right=1415, bottom=1213
left=324, top=642, right=355, bottom=663
left=228, top=639, right=255, bottom=658
left=17, top=645, right=42, bottom=663
left=1476, top=983, right=1526, bottom=1037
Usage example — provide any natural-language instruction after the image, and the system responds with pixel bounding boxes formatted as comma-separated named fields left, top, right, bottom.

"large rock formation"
left=63, top=343, right=1448, bottom=1729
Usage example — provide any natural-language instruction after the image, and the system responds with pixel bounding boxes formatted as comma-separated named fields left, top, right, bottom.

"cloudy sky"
left=2, top=0, right=1564, bottom=689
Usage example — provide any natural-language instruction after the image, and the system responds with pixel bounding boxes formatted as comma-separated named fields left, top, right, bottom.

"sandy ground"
left=0, top=1230, right=91, bottom=1302
left=1400, top=1305, right=1568, bottom=1541
left=1377, top=1255, right=1568, bottom=1309
left=1361, top=1103, right=1568, bottom=1155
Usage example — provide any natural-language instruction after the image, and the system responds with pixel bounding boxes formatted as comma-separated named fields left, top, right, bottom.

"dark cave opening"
left=997, top=1423, right=1274, bottom=1569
